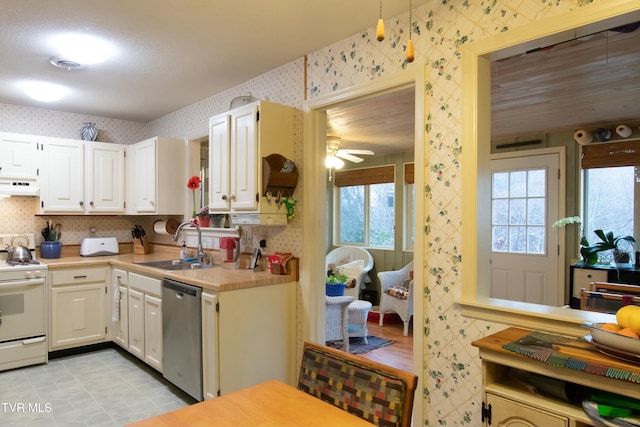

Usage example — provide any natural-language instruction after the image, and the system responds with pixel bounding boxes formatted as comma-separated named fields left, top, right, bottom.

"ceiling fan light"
left=325, top=155, right=344, bottom=169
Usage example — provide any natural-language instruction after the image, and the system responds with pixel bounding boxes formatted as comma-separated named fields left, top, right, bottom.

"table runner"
left=502, top=331, right=640, bottom=384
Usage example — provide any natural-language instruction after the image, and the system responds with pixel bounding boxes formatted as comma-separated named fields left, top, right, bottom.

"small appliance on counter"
left=80, top=237, right=119, bottom=257
left=220, top=237, right=240, bottom=269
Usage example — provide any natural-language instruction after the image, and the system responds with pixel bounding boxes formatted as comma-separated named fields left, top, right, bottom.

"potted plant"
left=40, top=221, right=62, bottom=259
left=326, top=269, right=348, bottom=296
left=196, top=205, right=211, bottom=227
left=580, top=229, right=635, bottom=265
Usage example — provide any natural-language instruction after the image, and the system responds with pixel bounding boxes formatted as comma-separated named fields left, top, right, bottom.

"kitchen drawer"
left=50, top=266, right=108, bottom=285
left=129, top=272, right=161, bottom=297
left=0, top=337, right=47, bottom=371
left=571, top=268, right=607, bottom=299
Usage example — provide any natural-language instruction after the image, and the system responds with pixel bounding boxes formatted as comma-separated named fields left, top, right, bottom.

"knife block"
left=133, top=237, right=152, bottom=254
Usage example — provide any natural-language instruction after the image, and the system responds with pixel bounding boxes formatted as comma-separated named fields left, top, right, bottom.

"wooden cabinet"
left=473, top=328, right=640, bottom=427
left=127, top=136, right=186, bottom=215
left=202, top=280, right=296, bottom=396
left=49, top=266, right=108, bottom=351
left=38, top=137, right=125, bottom=214
left=0, top=132, right=40, bottom=182
left=111, top=268, right=129, bottom=349
left=127, top=272, right=163, bottom=372
left=569, top=264, right=640, bottom=308
left=208, top=100, right=294, bottom=217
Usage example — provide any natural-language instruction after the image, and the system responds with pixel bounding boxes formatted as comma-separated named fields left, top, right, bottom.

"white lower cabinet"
left=111, top=269, right=129, bottom=349
left=201, top=280, right=296, bottom=398
left=49, top=267, right=108, bottom=351
left=486, top=393, right=569, bottom=427
left=128, top=288, right=145, bottom=359
left=143, top=294, right=162, bottom=371
left=201, top=292, right=218, bottom=400
left=118, top=271, right=163, bottom=373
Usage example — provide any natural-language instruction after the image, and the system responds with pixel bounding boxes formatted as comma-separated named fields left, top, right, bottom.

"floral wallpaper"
left=0, top=0, right=615, bottom=425
left=305, top=0, right=604, bottom=425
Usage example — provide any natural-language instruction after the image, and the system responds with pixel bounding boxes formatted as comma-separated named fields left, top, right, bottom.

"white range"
left=0, top=233, right=48, bottom=371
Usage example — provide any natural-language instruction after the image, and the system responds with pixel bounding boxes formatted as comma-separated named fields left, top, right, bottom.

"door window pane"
left=491, top=168, right=547, bottom=255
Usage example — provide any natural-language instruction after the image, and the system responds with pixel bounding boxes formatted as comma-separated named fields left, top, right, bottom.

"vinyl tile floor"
left=0, top=347, right=195, bottom=427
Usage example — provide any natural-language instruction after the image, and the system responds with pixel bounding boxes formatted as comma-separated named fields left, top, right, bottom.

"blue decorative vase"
left=81, top=122, right=98, bottom=141
left=41, top=241, right=62, bottom=259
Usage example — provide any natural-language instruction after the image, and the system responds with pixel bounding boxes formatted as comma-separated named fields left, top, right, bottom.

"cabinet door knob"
left=221, top=195, right=227, bottom=201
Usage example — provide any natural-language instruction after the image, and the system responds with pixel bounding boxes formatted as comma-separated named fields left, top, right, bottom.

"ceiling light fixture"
left=406, top=0, right=415, bottom=62
left=21, top=81, right=67, bottom=102
left=49, top=33, right=115, bottom=65
left=376, top=0, right=385, bottom=41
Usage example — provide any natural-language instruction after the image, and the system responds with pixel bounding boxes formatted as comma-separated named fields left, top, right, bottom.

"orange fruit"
left=600, top=323, right=622, bottom=333
left=629, top=311, right=640, bottom=335
left=616, top=305, right=640, bottom=328
left=617, top=327, right=639, bottom=339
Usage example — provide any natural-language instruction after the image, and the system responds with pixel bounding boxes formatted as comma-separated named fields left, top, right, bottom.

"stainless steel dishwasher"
left=162, top=279, right=203, bottom=401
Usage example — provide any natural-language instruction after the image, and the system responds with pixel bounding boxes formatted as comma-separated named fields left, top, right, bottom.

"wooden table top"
left=125, top=380, right=374, bottom=427
left=472, top=327, right=640, bottom=374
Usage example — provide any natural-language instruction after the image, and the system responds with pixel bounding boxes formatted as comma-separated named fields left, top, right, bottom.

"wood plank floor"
left=357, top=319, right=413, bottom=372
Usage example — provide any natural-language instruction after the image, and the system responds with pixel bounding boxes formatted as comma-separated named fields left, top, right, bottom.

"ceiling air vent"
left=49, top=57, right=84, bottom=71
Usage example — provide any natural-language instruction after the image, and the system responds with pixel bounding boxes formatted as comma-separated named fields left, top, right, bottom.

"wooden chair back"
left=298, top=341, right=418, bottom=427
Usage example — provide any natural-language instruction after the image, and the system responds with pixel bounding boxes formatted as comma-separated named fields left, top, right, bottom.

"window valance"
left=582, top=140, right=640, bottom=169
left=333, top=165, right=395, bottom=187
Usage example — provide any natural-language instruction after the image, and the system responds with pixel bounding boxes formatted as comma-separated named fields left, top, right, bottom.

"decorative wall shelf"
left=262, top=153, right=298, bottom=197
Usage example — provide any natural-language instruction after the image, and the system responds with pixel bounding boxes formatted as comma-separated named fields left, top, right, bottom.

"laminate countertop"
left=40, top=247, right=296, bottom=293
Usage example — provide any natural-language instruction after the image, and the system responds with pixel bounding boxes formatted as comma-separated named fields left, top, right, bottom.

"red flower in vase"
left=187, top=176, right=201, bottom=190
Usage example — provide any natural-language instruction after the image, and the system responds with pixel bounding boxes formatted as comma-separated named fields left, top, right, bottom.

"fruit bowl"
left=582, top=321, right=640, bottom=355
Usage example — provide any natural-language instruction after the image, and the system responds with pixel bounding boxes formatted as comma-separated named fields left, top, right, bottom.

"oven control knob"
left=25, top=271, right=33, bottom=279
left=34, top=270, right=43, bottom=278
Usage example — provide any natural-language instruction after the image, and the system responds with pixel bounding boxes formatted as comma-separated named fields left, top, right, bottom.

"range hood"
left=0, top=179, right=40, bottom=196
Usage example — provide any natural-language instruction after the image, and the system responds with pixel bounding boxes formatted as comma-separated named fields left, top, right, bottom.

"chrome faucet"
left=173, top=222, right=206, bottom=263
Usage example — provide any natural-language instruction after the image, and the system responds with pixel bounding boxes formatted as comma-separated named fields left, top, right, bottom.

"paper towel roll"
left=616, top=124, right=633, bottom=138
left=153, top=219, right=179, bottom=235
left=573, top=129, right=593, bottom=145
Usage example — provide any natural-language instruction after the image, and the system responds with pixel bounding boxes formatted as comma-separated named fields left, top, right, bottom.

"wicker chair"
left=325, top=296, right=355, bottom=352
left=326, top=247, right=374, bottom=343
left=299, top=341, right=418, bottom=427
left=378, top=260, right=414, bottom=336
left=325, top=246, right=374, bottom=299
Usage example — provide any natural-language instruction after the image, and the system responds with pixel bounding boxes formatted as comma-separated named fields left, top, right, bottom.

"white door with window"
left=490, top=152, right=561, bottom=306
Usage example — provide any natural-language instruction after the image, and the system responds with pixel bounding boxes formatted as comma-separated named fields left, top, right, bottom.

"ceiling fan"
left=326, top=136, right=374, bottom=169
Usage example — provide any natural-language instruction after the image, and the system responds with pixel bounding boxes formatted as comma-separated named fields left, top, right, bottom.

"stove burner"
left=6, top=259, right=41, bottom=266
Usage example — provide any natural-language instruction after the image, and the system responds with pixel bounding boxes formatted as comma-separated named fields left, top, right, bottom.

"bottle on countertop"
left=180, top=241, right=188, bottom=260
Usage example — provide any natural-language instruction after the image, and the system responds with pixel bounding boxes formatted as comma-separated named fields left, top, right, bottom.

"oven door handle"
left=0, top=279, right=45, bottom=289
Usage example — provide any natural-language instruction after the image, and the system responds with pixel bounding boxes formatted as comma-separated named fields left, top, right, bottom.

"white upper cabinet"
left=85, top=142, right=125, bottom=213
left=0, top=132, right=40, bottom=181
left=127, top=136, right=186, bottom=215
left=39, top=138, right=85, bottom=213
left=208, top=100, right=294, bottom=215
left=38, top=137, right=125, bottom=214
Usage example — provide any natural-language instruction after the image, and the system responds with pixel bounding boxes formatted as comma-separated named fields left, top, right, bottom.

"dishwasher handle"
left=161, top=279, right=201, bottom=298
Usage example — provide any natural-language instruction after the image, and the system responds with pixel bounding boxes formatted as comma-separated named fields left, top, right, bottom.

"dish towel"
left=112, top=278, right=121, bottom=322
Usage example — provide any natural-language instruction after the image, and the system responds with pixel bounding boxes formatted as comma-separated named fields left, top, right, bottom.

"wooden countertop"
left=125, top=380, right=373, bottom=427
left=41, top=247, right=296, bottom=292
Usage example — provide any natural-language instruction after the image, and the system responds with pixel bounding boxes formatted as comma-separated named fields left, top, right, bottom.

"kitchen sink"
left=134, top=259, right=216, bottom=271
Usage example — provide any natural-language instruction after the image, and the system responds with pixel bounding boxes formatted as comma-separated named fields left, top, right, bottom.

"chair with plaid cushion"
left=298, top=341, right=418, bottom=427
left=378, top=261, right=414, bottom=336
